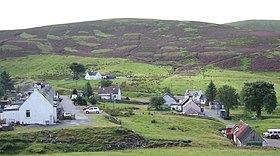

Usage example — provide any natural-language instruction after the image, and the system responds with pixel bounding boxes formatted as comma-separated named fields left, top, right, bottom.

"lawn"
left=87, top=103, right=231, bottom=147
left=48, top=147, right=280, bottom=156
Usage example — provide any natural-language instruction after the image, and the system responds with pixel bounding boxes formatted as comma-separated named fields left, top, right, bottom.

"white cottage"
left=85, top=71, right=102, bottom=80
left=98, top=86, right=121, bottom=101
left=2, top=89, right=57, bottom=125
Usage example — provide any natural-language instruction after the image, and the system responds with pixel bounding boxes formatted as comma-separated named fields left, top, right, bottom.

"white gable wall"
left=85, top=72, right=102, bottom=80
left=19, top=89, right=57, bottom=125
left=2, top=110, right=19, bottom=123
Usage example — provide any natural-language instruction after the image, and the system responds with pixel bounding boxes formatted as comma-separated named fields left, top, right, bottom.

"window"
left=26, top=110, right=30, bottom=117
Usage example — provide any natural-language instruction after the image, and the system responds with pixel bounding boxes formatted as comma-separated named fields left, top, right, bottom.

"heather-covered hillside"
left=1, top=18, right=280, bottom=71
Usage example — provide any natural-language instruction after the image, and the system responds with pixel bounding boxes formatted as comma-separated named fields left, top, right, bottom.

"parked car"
left=83, top=107, right=101, bottom=114
left=53, top=101, right=58, bottom=107
left=82, top=106, right=94, bottom=111
left=63, top=112, right=73, bottom=119
left=263, top=129, right=280, bottom=139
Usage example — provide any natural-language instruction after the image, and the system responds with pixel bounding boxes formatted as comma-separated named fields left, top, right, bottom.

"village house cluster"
left=0, top=82, right=60, bottom=125
left=162, top=90, right=206, bottom=115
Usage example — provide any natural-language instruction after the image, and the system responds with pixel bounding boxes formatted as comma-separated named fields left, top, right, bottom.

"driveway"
left=204, top=108, right=234, bottom=126
left=57, top=95, right=95, bottom=127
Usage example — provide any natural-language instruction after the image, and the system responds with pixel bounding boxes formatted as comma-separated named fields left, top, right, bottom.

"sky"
left=1, top=0, right=280, bottom=30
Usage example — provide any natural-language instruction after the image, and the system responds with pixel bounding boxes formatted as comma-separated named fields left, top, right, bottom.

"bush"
left=0, top=143, right=15, bottom=151
left=88, top=96, right=98, bottom=105
left=151, top=119, right=157, bottom=123
left=76, top=96, right=87, bottom=105
left=168, top=126, right=177, bottom=130
left=113, top=127, right=126, bottom=135
left=26, top=144, right=47, bottom=154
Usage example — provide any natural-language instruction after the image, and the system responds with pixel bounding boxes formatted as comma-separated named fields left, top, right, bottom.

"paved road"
left=57, top=96, right=94, bottom=126
left=204, top=108, right=234, bottom=126
left=264, top=138, right=280, bottom=147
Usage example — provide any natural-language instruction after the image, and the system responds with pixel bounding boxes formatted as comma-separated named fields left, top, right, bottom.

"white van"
left=263, top=129, right=280, bottom=139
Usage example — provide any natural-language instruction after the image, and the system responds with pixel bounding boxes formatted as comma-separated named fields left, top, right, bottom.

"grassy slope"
left=74, top=103, right=230, bottom=147
left=0, top=54, right=170, bottom=79
left=49, top=103, right=280, bottom=156
left=227, top=20, right=280, bottom=32
left=0, top=55, right=279, bottom=100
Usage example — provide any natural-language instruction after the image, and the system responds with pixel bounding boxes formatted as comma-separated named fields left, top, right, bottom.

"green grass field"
left=48, top=147, right=280, bottom=156
left=0, top=54, right=279, bottom=101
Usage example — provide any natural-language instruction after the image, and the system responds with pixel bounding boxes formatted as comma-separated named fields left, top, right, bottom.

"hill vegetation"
left=227, top=20, right=280, bottom=32
left=0, top=18, right=280, bottom=72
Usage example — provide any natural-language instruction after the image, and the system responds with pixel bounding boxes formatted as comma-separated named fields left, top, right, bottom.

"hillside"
left=227, top=20, right=280, bottom=32
left=0, top=18, right=280, bottom=72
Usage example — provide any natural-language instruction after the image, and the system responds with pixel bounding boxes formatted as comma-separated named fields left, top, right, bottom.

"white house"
left=181, top=98, right=202, bottom=115
left=185, top=90, right=206, bottom=106
left=98, top=86, right=121, bottom=101
left=85, top=71, right=102, bottom=80
left=2, top=88, right=57, bottom=125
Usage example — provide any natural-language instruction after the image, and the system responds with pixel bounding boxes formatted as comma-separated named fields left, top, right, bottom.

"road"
left=264, top=138, right=280, bottom=147
left=57, top=95, right=94, bottom=127
left=204, top=108, right=234, bottom=126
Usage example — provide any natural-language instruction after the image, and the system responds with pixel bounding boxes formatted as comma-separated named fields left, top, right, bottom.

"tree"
left=149, top=97, right=166, bottom=110
left=101, top=80, right=112, bottom=87
left=88, top=96, right=98, bottom=105
left=84, top=81, right=93, bottom=98
left=72, top=89, right=78, bottom=95
left=76, top=96, right=87, bottom=105
left=0, top=71, right=14, bottom=92
left=69, top=63, right=85, bottom=80
left=216, top=85, right=239, bottom=118
left=205, top=80, right=216, bottom=105
left=0, top=84, right=4, bottom=98
left=241, top=81, right=277, bottom=118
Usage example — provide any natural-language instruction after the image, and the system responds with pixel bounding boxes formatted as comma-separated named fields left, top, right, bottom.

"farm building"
left=98, top=86, right=121, bottom=101
left=228, top=120, right=265, bottom=146
left=162, top=93, right=177, bottom=107
left=85, top=71, right=102, bottom=80
left=1, top=85, right=57, bottom=125
left=209, top=100, right=224, bottom=110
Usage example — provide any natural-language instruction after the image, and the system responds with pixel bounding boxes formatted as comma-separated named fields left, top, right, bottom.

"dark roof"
left=98, top=86, right=120, bottom=94
left=88, top=71, right=99, bottom=76
left=211, top=100, right=223, bottom=105
left=38, top=84, right=55, bottom=104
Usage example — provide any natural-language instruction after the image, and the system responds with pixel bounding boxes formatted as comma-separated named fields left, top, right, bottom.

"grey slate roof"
left=88, top=71, right=99, bottom=76
left=98, top=86, right=120, bottom=94
left=163, top=93, right=176, bottom=101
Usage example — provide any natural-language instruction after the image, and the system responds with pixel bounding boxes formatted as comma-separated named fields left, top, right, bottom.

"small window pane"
left=26, top=110, right=30, bottom=117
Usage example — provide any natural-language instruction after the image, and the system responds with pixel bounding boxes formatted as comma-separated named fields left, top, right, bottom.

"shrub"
left=0, top=143, right=15, bottom=151
left=26, top=144, right=46, bottom=154
left=113, top=127, right=126, bottom=134
left=151, top=119, right=157, bottom=123
left=88, top=96, right=98, bottom=105
left=168, top=126, right=177, bottom=130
